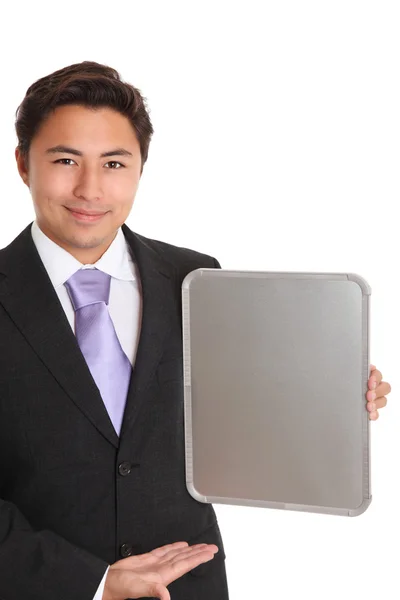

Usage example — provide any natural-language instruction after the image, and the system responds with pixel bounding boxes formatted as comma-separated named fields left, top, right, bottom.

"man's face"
left=15, top=104, right=142, bottom=262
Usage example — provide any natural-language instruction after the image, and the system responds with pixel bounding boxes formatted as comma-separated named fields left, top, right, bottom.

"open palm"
left=104, top=541, right=218, bottom=600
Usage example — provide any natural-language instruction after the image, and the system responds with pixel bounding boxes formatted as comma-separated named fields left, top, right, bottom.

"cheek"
left=108, top=171, right=138, bottom=193
left=107, top=176, right=138, bottom=208
left=31, top=167, right=71, bottom=204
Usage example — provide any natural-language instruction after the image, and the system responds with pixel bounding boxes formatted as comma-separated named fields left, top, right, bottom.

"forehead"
left=32, top=105, right=140, bottom=152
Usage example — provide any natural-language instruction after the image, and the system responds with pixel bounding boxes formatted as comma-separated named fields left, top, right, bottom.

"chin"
left=67, top=234, right=108, bottom=250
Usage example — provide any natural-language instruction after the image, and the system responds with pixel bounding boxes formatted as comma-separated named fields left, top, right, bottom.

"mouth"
left=65, top=207, right=109, bottom=223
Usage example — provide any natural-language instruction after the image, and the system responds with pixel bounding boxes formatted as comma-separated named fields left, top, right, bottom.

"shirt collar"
left=31, top=220, right=135, bottom=288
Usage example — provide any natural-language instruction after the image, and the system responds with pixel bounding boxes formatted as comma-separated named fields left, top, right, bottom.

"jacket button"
left=118, top=461, right=132, bottom=476
left=120, top=543, right=133, bottom=558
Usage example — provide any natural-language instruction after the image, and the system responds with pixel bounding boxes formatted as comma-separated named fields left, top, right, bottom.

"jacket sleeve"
left=213, top=257, right=222, bottom=268
left=0, top=498, right=108, bottom=600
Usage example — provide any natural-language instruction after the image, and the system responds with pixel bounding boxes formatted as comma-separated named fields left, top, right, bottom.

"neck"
left=36, top=221, right=118, bottom=265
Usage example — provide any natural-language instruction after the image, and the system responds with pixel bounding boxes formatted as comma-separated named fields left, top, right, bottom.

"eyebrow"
left=45, top=145, right=133, bottom=158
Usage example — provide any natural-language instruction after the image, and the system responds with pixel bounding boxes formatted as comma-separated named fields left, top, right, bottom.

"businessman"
left=0, top=61, right=391, bottom=600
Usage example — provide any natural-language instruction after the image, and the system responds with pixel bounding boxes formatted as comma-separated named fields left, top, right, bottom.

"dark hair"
left=15, top=61, right=154, bottom=174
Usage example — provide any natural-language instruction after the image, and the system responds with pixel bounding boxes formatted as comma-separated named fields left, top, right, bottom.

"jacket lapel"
left=0, top=224, right=119, bottom=447
left=119, top=224, right=177, bottom=440
left=0, top=222, right=177, bottom=449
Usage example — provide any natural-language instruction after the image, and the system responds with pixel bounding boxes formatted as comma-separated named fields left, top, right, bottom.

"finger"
left=366, top=381, right=391, bottom=402
left=151, top=582, right=171, bottom=600
left=375, top=396, right=387, bottom=409
left=108, top=569, right=171, bottom=600
left=369, top=410, right=379, bottom=421
left=127, top=578, right=171, bottom=600
left=368, top=369, right=382, bottom=389
left=374, top=369, right=383, bottom=385
left=120, top=543, right=190, bottom=570
left=366, top=395, right=387, bottom=411
left=158, top=544, right=217, bottom=566
left=123, top=543, right=213, bottom=570
left=168, top=544, right=218, bottom=564
left=149, top=542, right=189, bottom=558
left=376, top=381, right=391, bottom=396
left=370, top=364, right=376, bottom=371
left=161, top=549, right=216, bottom=586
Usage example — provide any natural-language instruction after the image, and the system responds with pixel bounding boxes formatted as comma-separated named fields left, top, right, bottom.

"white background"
left=1, top=1, right=398, bottom=598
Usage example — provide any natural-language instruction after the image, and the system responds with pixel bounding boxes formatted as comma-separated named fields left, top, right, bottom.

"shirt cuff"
left=93, top=566, right=109, bottom=600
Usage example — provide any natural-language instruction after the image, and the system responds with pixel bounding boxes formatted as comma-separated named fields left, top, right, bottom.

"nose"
left=73, top=166, right=103, bottom=201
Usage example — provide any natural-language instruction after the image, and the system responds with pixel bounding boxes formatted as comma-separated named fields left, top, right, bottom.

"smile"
left=65, top=207, right=108, bottom=223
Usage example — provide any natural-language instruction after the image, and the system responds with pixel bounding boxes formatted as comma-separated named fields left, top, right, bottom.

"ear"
left=15, top=147, right=30, bottom=186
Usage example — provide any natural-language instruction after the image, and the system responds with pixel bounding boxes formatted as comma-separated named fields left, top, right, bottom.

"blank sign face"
left=182, top=270, right=371, bottom=517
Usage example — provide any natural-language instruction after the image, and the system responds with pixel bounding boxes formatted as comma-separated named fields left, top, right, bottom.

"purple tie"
left=65, top=268, right=132, bottom=435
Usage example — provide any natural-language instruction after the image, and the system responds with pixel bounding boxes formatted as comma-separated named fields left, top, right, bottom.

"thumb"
left=147, top=582, right=170, bottom=600
left=104, top=570, right=171, bottom=600
left=124, top=577, right=170, bottom=600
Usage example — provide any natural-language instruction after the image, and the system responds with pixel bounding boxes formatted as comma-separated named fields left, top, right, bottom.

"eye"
left=54, top=158, right=76, bottom=166
left=105, top=161, right=124, bottom=169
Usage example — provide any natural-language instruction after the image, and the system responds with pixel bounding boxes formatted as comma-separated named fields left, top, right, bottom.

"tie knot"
left=65, top=268, right=111, bottom=311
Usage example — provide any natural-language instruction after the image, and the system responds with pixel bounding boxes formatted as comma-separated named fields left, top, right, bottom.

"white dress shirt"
left=31, top=220, right=142, bottom=600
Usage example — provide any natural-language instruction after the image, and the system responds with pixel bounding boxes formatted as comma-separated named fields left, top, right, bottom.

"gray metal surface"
left=182, top=270, right=371, bottom=517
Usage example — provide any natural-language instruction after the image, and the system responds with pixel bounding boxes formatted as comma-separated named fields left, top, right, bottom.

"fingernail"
left=371, top=379, right=377, bottom=389
left=370, top=403, right=376, bottom=411
left=370, top=391, right=376, bottom=401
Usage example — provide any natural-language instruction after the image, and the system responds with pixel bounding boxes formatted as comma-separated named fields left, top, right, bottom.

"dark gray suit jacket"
left=0, top=223, right=229, bottom=600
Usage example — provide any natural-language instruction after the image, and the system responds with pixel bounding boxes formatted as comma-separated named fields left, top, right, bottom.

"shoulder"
left=127, top=229, right=221, bottom=279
